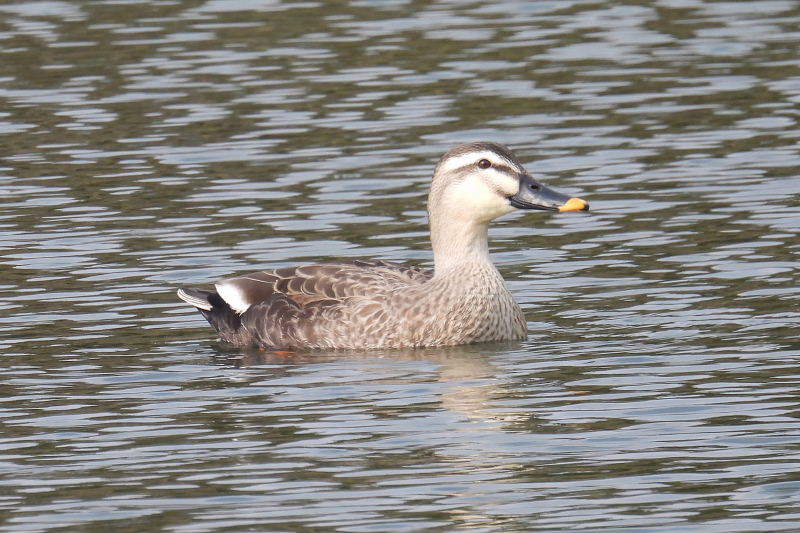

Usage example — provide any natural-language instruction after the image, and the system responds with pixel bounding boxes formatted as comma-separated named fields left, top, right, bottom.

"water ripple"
left=0, top=0, right=799, bottom=531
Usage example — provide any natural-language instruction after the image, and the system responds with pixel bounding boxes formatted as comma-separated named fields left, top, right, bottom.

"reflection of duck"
left=225, top=344, right=508, bottom=423
left=178, top=142, right=588, bottom=350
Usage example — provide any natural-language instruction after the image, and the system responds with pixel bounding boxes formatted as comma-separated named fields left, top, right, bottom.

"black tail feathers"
left=177, top=287, right=241, bottom=340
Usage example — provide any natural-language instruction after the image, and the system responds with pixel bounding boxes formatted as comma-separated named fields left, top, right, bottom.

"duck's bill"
left=558, top=197, right=589, bottom=212
left=509, top=176, right=589, bottom=212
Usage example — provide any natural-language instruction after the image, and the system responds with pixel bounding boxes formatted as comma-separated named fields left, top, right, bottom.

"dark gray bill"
left=509, top=173, right=589, bottom=212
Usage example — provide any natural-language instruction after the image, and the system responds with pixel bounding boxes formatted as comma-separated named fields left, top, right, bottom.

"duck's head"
left=429, top=142, right=588, bottom=225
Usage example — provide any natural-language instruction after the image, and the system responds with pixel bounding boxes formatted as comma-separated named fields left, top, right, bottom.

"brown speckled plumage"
left=177, top=142, right=587, bottom=350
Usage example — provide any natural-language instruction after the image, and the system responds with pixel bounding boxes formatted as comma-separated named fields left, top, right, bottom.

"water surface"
left=1, top=0, right=799, bottom=531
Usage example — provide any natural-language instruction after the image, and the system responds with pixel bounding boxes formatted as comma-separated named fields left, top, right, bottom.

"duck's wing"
left=214, top=259, right=432, bottom=314
left=238, top=293, right=339, bottom=349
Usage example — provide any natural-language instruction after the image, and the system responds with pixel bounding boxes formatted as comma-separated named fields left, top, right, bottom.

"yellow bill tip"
left=558, top=197, right=589, bottom=212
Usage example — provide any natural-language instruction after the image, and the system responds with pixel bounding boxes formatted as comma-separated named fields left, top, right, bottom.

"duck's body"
left=180, top=258, right=524, bottom=350
left=178, top=142, right=587, bottom=350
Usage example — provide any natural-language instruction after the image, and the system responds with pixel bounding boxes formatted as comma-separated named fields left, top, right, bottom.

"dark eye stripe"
left=492, top=164, right=516, bottom=175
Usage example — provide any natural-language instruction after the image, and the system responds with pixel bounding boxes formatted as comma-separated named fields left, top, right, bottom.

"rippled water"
left=1, top=0, right=799, bottom=531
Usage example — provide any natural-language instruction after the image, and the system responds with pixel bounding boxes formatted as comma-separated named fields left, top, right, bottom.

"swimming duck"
left=177, top=142, right=588, bottom=350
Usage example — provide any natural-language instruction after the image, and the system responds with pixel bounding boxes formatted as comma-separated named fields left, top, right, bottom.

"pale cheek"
left=493, top=172, right=520, bottom=197
left=447, top=180, right=515, bottom=222
left=490, top=199, right=516, bottom=220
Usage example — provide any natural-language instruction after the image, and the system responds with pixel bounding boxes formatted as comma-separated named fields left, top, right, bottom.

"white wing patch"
left=215, top=280, right=251, bottom=314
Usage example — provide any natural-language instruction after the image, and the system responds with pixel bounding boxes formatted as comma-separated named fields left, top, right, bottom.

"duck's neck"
left=430, top=217, right=496, bottom=276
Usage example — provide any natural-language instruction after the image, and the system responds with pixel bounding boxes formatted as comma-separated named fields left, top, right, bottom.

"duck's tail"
left=177, top=287, right=241, bottom=342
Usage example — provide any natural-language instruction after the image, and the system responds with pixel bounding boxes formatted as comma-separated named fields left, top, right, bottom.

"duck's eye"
left=477, top=159, right=492, bottom=169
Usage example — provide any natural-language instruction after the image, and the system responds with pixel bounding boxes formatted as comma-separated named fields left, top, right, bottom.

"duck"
left=177, top=142, right=588, bottom=350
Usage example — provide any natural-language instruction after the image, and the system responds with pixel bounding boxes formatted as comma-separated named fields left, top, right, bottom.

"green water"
left=1, top=0, right=799, bottom=531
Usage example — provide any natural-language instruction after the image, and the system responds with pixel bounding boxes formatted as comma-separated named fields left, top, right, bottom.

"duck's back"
left=216, top=260, right=431, bottom=312
left=179, top=260, right=433, bottom=350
